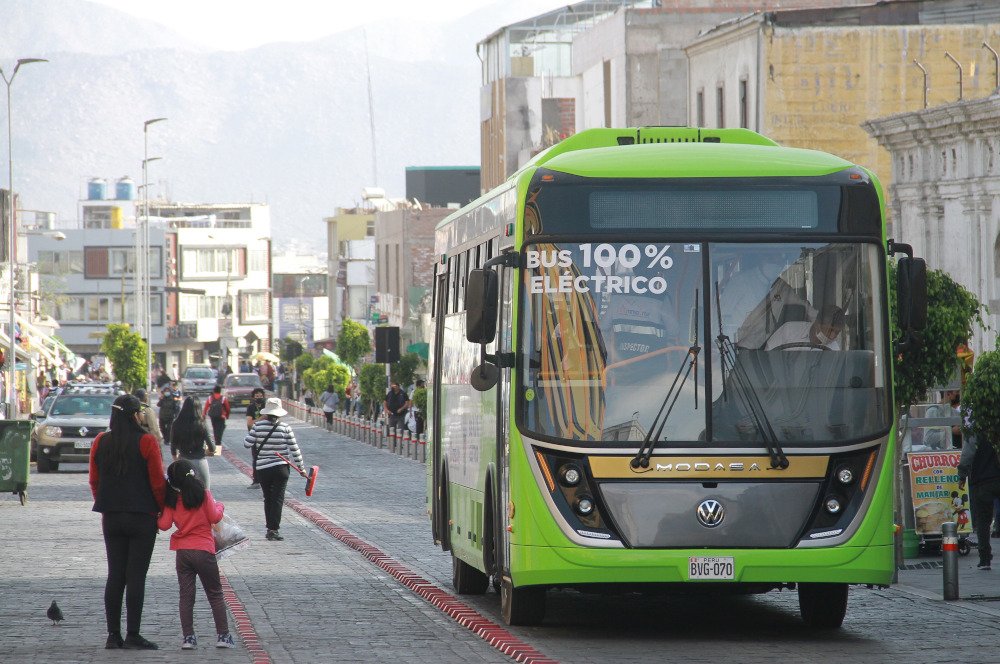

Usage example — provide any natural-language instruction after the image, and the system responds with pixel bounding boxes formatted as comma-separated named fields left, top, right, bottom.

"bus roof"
left=436, top=127, right=856, bottom=231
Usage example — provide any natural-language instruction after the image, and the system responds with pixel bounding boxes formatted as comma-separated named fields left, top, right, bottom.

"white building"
left=272, top=250, right=328, bottom=347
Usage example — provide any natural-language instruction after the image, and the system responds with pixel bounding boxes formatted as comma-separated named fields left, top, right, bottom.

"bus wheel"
left=500, top=578, right=545, bottom=626
left=452, top=554, right=489, bottom=594
left=798, top=583, right=848, bottom=629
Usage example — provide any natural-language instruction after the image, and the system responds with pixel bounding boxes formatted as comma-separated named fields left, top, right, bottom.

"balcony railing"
left=167, top=322, right=197, bottom=340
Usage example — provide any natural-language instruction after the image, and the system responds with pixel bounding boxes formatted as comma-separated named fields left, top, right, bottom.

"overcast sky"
left=87, top=0, right=570, bottom=51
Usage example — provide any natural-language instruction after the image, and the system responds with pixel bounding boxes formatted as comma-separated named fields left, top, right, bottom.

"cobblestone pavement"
left=283, top=417, right=1000, bottom=664
left=10, top=412, right=1000, bottom=664
left=0, top=417, right=507, bottom=664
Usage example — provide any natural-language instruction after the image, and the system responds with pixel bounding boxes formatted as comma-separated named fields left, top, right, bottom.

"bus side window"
left=449, top=256, right=459, bottom=314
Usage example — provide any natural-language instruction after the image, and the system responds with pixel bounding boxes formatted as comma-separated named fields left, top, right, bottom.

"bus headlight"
left=824, top=496, right=842, bottom=514
left=559, top=464, right=582, bottom=487
left=836, top=467, right=854, bottom=485
left=575, top=495, right=595, bottom=516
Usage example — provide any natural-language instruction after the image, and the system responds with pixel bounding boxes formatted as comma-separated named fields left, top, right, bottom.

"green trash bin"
left=0, top=420, right=34, bottom=506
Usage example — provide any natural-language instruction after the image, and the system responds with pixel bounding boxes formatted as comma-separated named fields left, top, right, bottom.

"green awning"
left=406, top=342, right=429, bottom=361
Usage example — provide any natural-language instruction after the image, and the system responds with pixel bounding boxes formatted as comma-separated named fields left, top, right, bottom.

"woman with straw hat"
left=243, top=398, right=303, bottom=541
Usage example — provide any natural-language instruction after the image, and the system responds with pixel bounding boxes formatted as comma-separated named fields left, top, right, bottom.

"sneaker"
left=181, top=634, right=197, bottom=650
left=247, top=482, right=260, bottom=490
left=124, top=633, right=158, bottom=650
left=105, top=632, right=125, bottom=649
left=216, top=633, right=236, bottom=649
left=265, top=529, right=284, bottom=541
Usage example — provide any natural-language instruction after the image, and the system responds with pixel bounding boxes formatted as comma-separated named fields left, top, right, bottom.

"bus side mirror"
left=896, top=256, right=927, bottom=352
left=466, top=269, right=499, bottom=344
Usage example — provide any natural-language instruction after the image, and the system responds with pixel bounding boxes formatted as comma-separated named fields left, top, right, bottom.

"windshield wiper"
left=631, top=290, right=701, bottom=469
left=714, top=282, right=788, bottom=470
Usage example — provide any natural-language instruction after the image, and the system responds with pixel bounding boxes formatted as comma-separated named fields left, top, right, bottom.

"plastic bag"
left=212, top=513, right=250, bottom=560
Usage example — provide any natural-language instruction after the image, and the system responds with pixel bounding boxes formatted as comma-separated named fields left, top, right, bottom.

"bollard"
left=943, top=521, right=959, bottom=600
left=403, top=430, right=412, bottom=458
left=418, top=434, right=426, bottom=463
left=379, top=422, right=387, bottom=449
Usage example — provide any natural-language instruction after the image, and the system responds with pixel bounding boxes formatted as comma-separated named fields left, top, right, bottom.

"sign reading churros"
left=907, top=452, right=972, bottom=535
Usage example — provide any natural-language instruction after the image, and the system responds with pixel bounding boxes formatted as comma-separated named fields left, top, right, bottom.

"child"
left=157, top=460, right=236, bottom=649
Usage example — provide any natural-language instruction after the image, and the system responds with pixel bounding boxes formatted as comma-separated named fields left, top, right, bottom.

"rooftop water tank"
left=115, top=176, right=136, bottom=201
left=87, top=178, right=107, bottom=201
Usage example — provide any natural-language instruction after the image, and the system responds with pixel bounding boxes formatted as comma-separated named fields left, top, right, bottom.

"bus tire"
left=452, top=554, right=489, bottom=594
left=483, top=477, right=500, bottom=578
left=500, top=578, right=545, bottom=626
left=798, top=583, right=848, bottom=629
left=437, top=465, right=451, bottom=552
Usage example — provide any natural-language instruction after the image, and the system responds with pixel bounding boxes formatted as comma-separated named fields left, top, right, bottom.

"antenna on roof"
left=363, top=28, right=379, bottom=187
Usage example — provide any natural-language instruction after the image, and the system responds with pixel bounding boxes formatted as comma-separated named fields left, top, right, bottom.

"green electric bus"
left=427, top=127, right=926, bottom=627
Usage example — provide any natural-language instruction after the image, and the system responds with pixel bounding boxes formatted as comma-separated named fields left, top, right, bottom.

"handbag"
left=212, top=513, right=250, bottom=560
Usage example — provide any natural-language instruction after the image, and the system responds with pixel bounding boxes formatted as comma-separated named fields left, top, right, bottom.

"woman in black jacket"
left=170, top=397, right=216, bottom=489
left=88, top=394, right=166, bottom=650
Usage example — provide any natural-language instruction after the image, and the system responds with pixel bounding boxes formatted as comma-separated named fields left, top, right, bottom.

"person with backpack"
left=157, top=459, right=235, bottom=650
left=202, top=385, right=231, bottom=450
left=170, top=397, right=216, bottom=489
left=157, top=385, right=181, bottom=444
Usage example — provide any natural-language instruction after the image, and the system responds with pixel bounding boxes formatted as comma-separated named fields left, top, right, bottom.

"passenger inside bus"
left=717, top=251, right=814, bottom=349
left=764, top=304, right=846, bottom=351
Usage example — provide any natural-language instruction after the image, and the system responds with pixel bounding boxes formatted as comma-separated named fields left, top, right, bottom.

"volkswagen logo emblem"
left=78, top=427, right=89, bottom=437
left=696, top=499, right=725, bottom=528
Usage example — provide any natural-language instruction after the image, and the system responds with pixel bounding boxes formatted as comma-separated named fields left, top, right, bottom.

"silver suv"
left=181, top=365, right=218, bottom=398
left=33, top=384, right=123, bottom=473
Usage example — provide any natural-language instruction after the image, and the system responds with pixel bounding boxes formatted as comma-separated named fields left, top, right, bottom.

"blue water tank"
left=115, top=176, right=136, bottom=201
left=87, top=178, right=107, bottom=200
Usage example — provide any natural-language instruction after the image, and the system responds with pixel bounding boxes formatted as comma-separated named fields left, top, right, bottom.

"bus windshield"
left=519, top=241, right=890, bottom=447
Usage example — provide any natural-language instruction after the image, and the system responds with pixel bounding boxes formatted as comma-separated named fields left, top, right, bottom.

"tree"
left=301, top=356, right=350, bottom=397
left=278, top=337, right=304, bottom=363
left=961, top=350, right=1000, bottom=452
left=359, top=363, right=387, bottom=418
left=390, top=352, right=423, bottom=389
left=295, top=353, right=314, bottom=374
left=100, top=323, right=147, bottom=392
left=337, top=319, right=371, bottom=367
left=889, top=262, right=985, bottom=413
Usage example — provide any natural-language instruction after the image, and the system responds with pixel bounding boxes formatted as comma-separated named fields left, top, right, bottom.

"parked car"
left=33, top=383, right=124, bottom=473
left=181, top=365, right=217, bottom=398
left=222, top=373, right=266, bottom=410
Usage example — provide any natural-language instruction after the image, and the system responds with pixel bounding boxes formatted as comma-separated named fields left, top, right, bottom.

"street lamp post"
left=2, top=57, right=47, bottom=419
left=142, top=117, right=166, bottom=391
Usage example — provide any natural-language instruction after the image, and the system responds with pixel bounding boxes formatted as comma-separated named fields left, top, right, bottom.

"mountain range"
left=1, top=0, right=556, bottom=248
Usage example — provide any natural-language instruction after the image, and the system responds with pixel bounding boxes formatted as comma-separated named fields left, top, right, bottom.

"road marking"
left=219, top=570, right=272, bottom=663
left=221, top=447, right=557, bottom=664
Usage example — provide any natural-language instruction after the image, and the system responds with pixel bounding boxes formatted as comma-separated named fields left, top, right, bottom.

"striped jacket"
left=243, top=418, right=303, bottom=471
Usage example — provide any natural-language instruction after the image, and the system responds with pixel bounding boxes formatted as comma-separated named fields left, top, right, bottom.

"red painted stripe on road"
left=222, top=447, right=557, bottom=664
left=219, top=570, right=272, bottom=663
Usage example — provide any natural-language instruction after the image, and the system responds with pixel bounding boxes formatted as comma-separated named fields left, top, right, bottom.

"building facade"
left=864, top=94, right=1000, bottom=352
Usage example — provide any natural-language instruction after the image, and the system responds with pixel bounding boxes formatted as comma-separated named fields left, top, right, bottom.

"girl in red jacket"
left=157, top=459, right=235, bottom=650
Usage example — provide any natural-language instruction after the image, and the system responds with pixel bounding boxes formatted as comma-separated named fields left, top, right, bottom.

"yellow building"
left=686, top=4, right=1000, bottom=228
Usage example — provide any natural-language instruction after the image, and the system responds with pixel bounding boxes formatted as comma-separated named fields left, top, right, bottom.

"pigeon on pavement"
left=47, top=600, right=64, bottom=626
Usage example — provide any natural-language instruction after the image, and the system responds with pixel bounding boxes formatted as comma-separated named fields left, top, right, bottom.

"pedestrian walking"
left=132, top=388, right=162, bottom=445
left=383, top=381, right=409, bottom=431
left=245, top=387, right=267, bottom=488
left=157, top=384, right=180, bottom=444
left=958, top=429, right=1000, bottom=570
left=88, top=394, right=166, bottom=651
left=170, top=397, right=216, bottom=489
left=243, top=398, right=303, bottom=541
left=319, top=384, right=339, bottom=430
left=157, top=459, right=235, bottom=650
left=202, top=385, right=231, bottom=450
